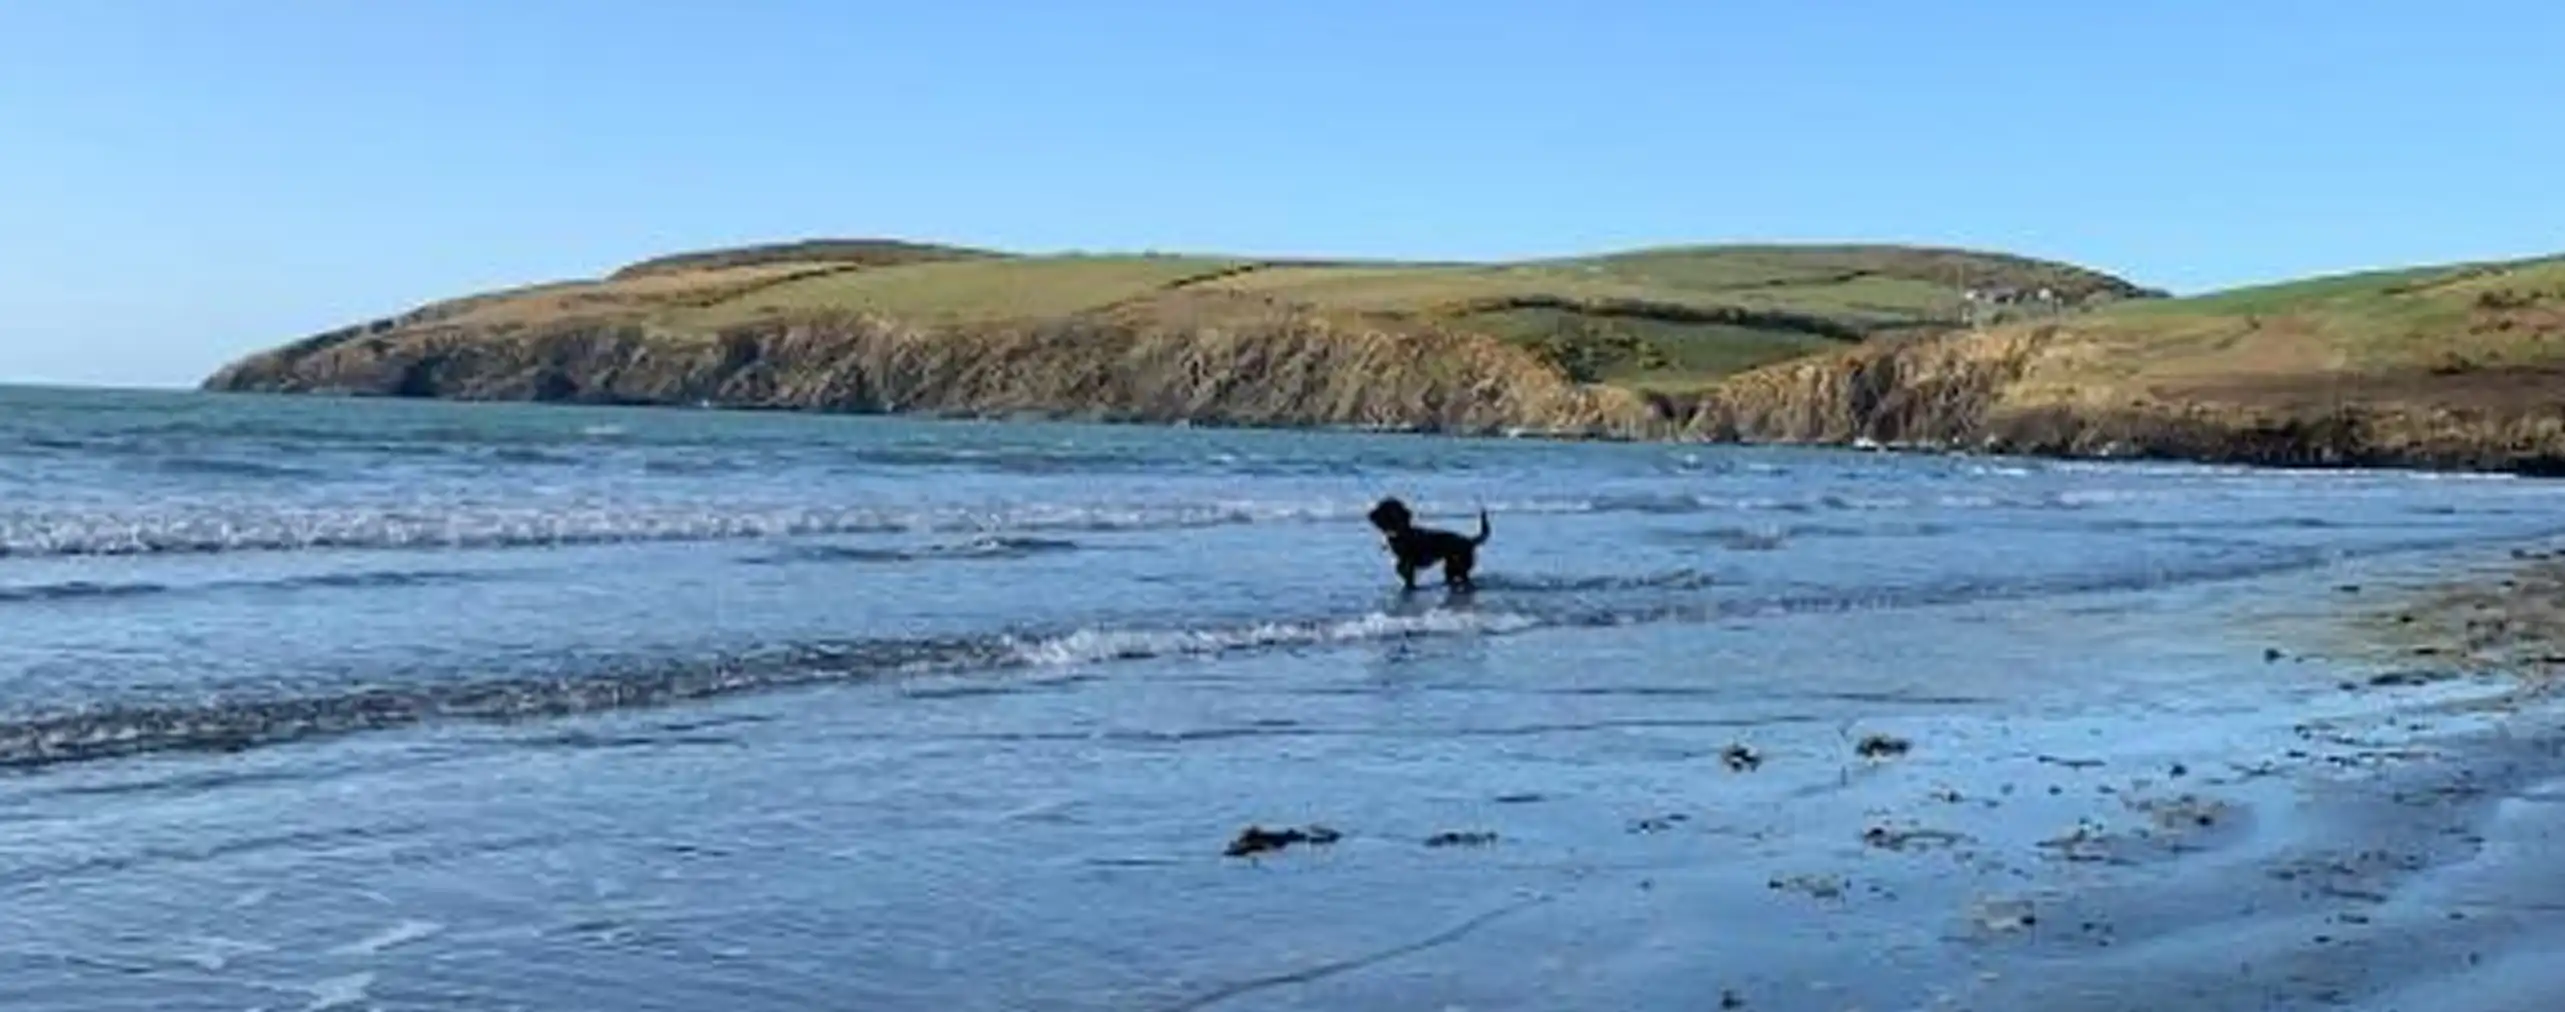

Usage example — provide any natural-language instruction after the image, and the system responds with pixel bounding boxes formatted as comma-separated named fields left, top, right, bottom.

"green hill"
left=209, top=239, right=2156, bottom=406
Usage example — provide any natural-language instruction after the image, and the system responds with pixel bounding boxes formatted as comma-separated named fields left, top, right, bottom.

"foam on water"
left=1004, top=607, right=1543, bottom=667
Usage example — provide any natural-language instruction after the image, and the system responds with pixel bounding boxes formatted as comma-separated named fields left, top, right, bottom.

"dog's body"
left=1367, top=497, right=1490, bottom=591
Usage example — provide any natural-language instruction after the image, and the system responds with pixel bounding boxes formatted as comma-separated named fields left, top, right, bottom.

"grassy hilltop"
left=206, top=238, right=2565, bottom=472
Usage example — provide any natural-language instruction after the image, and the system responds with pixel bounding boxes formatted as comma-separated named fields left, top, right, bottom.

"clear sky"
left=3, top=1, right=2560, bottom=388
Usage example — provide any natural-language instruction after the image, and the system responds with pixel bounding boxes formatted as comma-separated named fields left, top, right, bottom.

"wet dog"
left=1367, top=497, right=1490, bottom=591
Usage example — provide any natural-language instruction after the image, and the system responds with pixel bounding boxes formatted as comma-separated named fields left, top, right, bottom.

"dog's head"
left=1367, top=497, right=1413, bottom=533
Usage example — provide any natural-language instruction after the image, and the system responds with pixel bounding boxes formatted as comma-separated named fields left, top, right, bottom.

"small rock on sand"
left=1722, top=743, right=1763, bottom=771
left=1855, top=734, right=1912, bottom=760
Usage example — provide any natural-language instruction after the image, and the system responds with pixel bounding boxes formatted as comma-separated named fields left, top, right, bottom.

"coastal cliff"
left=207, top=296, right=1667, bottom=438
left=206, top=240, right=2565, bottom=473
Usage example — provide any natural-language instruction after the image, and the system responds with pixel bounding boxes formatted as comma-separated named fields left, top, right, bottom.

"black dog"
left=1367, top=497, right=1490, bottom=591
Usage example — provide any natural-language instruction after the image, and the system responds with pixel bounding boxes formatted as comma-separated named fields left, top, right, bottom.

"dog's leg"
left=1397, top=559, right=1419, bottom=591
left=1444, top=548, right=1476, bottom=590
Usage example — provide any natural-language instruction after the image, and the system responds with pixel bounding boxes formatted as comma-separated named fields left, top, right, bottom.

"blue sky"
left=3, top=1, right=2560, bottom=387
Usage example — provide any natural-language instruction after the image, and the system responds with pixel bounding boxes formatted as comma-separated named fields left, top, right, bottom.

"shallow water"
left=6, top=385, right=2565, bottom=1010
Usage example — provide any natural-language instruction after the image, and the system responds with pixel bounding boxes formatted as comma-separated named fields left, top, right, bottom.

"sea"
left=7, top=384, right=2565, bottom=1011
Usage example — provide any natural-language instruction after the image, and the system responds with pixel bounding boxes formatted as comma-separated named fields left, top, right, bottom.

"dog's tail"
left=1473, top=509, right=1492, bottom=545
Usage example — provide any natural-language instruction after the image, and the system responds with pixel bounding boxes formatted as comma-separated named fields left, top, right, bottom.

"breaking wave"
left=1003, top=608, right=1540, bottom=667
left=747, top=536, right=1083, bottom=566
left=0, top=607, right=1542, bottom=769
left=0, top=487, right=2224, bottom=560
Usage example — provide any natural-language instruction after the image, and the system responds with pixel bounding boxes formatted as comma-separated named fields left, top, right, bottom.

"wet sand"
left=1758, top=548, right=2565, bottom=1012
left=1160, top=546, right=2565, bottom=1012
left=13, top=545, right=2565, bottom=1011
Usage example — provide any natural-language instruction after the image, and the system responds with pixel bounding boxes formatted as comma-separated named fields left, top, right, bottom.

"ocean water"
left=7, top=384, right=2565, bottom=1011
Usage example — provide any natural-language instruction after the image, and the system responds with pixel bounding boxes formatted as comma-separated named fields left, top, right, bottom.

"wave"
left=747, top=536, right=1082, bottom=566
left=1470, top=570, right=1721, bottom=593
left=0, top=608, right=1543, bottom=769
left=0, top=569, right=486, bottom=607
left=145, top=456, right=323, bottom=480
left=0, top=486, right=2188, bottom=560
left=491, top=447, right=584, bottom=466
left=1003, top=608, right=1540, bottom=667
left=2085, top=515, right=2342, bottom=534
left=0, top=580, right=170, bottom=604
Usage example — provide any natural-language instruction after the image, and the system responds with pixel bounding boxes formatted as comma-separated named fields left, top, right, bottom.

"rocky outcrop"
left=1685, top=328, right=2050, bottom=446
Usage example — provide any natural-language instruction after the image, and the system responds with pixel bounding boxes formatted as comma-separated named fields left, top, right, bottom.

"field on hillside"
left=2003, top=255, right=2565, bottom=411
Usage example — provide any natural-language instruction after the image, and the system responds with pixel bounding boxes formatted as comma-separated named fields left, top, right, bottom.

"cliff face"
left=207, top=309, right=2565, bottom=473
left=206, top=298, right=1671, bottom=439
left=1680, top=321, right=2565, bottom=474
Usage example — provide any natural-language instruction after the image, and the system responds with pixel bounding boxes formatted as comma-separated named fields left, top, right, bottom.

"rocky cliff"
left=206, top=296, right=1671, bottom=439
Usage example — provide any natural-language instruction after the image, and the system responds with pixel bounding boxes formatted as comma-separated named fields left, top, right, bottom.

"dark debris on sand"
left=1855, top=733, right=1912, bottom=759
left=1721, top=743, right=1763, bottom=771
left=1224, top=824, right=1342, bottom=858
